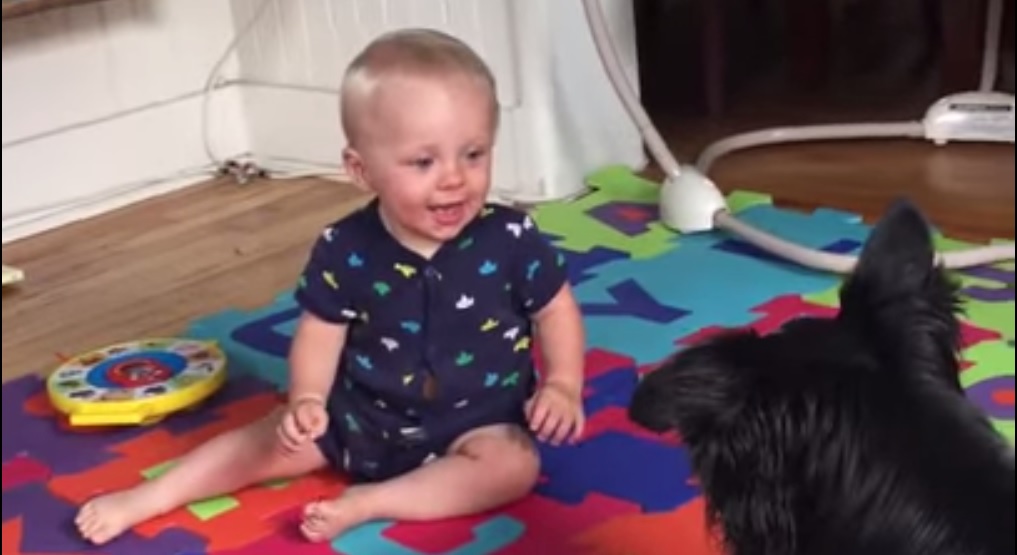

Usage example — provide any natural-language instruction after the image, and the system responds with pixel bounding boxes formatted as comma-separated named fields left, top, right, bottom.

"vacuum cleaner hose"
left=580, top=0, right=1014, bottom=272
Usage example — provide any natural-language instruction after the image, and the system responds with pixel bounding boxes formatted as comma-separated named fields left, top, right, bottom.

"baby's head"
left=339, top=29, right=499, bottom=253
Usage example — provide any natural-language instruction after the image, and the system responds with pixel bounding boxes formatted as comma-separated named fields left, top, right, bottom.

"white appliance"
left=582, top=0, right=1014, bottom=272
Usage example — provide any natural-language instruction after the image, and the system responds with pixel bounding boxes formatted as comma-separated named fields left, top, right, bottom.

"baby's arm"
left=506, top=213, right=583, bottom=391
left=289, top=223, right=361, bottom=404
left=287, top=312, right=347, bottom=404
left=532, top=284, right=585, bottom=396
left=507, top=211, right=586, bottom=442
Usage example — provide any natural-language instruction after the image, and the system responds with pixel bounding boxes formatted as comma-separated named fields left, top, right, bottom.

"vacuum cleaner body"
left=923, top=91, right=1015, bottom=145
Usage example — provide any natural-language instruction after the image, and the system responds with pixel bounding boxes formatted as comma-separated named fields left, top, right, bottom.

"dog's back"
left=629, top=200, right=1014, bottom=554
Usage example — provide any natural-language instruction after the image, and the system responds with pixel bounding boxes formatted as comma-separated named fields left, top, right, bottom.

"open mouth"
left=429, top=202, right=466, bottom=225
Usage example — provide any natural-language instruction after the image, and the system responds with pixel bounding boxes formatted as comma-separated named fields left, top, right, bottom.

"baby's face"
left=347, top=73, right=496, bottom=255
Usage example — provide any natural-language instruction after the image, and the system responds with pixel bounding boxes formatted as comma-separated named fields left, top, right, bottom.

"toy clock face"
left=47, top=338, right=226, bottom=425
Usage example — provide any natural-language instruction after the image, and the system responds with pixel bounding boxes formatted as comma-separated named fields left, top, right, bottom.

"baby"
left=75, top=28, right=586, bottom=544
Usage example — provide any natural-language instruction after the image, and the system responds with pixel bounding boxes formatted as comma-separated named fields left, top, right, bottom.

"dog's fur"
left=628, top=200, right=1014, bottom=554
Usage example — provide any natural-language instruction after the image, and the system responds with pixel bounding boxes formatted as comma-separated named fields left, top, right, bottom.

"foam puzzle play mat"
left=3, top=166, right=1013, bottom=554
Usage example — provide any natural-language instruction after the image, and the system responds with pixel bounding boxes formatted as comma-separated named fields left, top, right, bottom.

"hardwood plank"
left=707, top=140, right=1013, bottom=242
left=2, top=177, right=369, bottom=380
left=645, top=85, right=1014, bottom=242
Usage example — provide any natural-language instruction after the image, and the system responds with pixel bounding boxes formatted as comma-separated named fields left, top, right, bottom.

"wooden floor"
left=2, top=106, right=1013, bottom=382
left=2, top=178, right=370, bottom=381
left=658, top=133, right=1014, bottom=242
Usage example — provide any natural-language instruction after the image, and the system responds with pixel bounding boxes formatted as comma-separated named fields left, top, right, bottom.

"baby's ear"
left=342, top=147, right=370, bottom=192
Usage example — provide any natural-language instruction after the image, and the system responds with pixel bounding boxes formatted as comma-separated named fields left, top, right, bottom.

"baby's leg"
left=76, top=407, right=328, bottom=545
left=301, top=423, right=538, bottom=541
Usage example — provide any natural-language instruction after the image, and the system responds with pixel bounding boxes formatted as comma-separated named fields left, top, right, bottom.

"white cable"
left=581, top=0, right=682, bottom=180
left=1, top=155, right=346, bottom=231
left=714, top=211, right=1015, bottom=272
left=197, top=0, right=345, bottom=180
left=580, top=0, right=1013, bottom=273
left=197, top=0, right=345, bottom=179
left=0, top=89, right=208, bottom=150
left=2, top=165, right=215, bottom=229
left=696, top=122, right=925, bottom=171
left=200, top=0, right=274, bottom=167
left=980, top=0, right=1003, bottom=92
left=2, top=0, right=344, bottom=228
left=256, top=156, right=347, bottom=181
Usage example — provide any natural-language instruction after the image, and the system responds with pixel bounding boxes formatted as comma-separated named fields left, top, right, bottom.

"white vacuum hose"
left=981, top=0, right=1004, bottom=92
left=581, top=0, right=680, bottom=180
left=696, top=122, right=925, bottom=172
left=580, top=0, right=1014, bottom=272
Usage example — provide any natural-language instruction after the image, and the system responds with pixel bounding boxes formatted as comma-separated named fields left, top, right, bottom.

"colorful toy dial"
left=46, top=338, right=227, bottom=426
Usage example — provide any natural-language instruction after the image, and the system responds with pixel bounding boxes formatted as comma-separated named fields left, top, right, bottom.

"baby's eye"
left=465, top=148, right=486, bottom=161
left=410, top=157, right=433, bottom=169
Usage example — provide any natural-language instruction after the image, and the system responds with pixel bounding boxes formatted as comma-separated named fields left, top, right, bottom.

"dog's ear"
left=837, top=198, right=963, bottom=387
left=848, top=198, right=937, bottom=291
left=628, top=330, right=755, bottom=438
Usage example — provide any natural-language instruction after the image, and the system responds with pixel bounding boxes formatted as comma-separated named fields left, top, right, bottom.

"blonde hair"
left=340, top=28, right=499, bottom=146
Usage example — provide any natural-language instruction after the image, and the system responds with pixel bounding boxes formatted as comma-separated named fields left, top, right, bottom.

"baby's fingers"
left=544, top=414, right=570, bottom=445
left=548, top=410, right=582, bottom=445
left=278, top=415, right=306, bottom=451
left=276, top=427, right=299, bottom=452
left=527, top=397, right=551, bottom=433
left=532, top=406, right=567, bottom=445
left=307, top=412, right=328, bottom=439
left=568, top=409, right=585, bottom=443
left=294, top=410, right=315, bottom=435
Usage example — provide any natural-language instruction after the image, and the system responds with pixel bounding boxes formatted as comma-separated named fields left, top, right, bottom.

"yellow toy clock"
left=46, top=337, right=227, bottom=426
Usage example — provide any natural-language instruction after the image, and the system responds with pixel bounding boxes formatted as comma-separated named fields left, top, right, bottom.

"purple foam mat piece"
left=157, top=373, right=279, bottom=435
left=966, top=375, right=1015, bottom=420
left=2, top=376, right=135, bottom=473
left=3, top=482, right=206, bottom=554
left=586, top=201, right=658, bottom=236
left=582, top=278, right=689, bottom=323
left=2, top=373, right=277, bottom=475
left=959, top=265, right=1015, bottom=303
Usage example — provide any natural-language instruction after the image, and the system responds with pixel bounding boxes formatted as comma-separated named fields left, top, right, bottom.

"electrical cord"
left=3, top=0, right=345, bottom=232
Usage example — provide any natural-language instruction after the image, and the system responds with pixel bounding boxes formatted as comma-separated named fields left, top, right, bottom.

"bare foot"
left=75, top=487, right=166, bottom=545
left=300, top=486, right=371, bottom=542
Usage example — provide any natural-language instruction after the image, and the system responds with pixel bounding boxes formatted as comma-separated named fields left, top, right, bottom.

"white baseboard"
left=1, top=86, right=249, bottom=244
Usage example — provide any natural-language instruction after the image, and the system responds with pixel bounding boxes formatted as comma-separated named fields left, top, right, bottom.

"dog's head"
left=628, top=199, right=966, bottom=552
left=629, top=199, right=961, bottom=436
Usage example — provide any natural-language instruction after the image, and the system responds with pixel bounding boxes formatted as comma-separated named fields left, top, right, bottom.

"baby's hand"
left=278, top=395, right=328, bottom=453
left=525, top=381, right=584, bottom=445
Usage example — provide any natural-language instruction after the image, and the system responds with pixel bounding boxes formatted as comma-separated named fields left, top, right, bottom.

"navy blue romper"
left=293, top=199, right=568, bottom=482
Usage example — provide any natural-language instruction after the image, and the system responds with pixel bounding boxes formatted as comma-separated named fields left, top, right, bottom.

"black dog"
left=629, top=200, right=1014, bottom=554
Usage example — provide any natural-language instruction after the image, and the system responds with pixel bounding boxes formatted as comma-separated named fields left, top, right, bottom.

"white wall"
left=232, top=0, right=644, bottom=202
left=230, top=0, right=522, bottom=195
left=2, top=0, right=249, bottom=242
left=2, top=0, right=644, bottom=243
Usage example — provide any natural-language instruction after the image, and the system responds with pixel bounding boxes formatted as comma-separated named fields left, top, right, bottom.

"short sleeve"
left=293, top=225, right=359, bottom=324
left=510, top=212, right=569, bottom=314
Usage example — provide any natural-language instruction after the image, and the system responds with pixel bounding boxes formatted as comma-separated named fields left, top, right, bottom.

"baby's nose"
left=440, top=165, right=465, bottom=188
